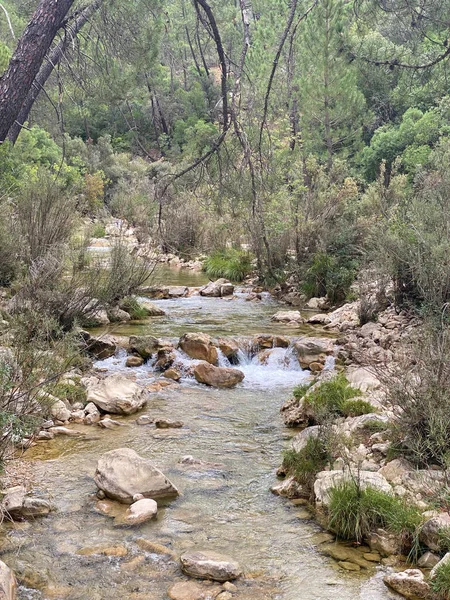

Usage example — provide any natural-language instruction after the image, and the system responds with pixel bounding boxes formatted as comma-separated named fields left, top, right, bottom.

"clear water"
left=4, top=270, right=396, bottom=600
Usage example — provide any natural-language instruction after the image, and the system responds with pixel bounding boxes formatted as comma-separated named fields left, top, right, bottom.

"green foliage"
left=327, top=480, right=423, bottom=545
left=203, top=249, right=253, bottom=282
left=48, top=382, right=87, bottom=405
left=341, top=398, right=376, bottom=417
left=92, top=223, right=106, bottom=238
left=293, top=382, right=313, bottom=400
left=119, top=296, right=148, bottom=320
left=304, top=374, right=364, bottom=422
left=301, top=251, right=359, bottom=303
left=430, top=557, right=450, bottom=599
left=282, top=434, right=331, bottom=488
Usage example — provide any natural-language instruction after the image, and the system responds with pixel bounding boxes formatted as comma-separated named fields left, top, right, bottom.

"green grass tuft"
left=282, top=435, right=331, bottom=487
left=304, top=373, right=366, bottom=421
left=327, top=480, right=423, bottom=546
left=48, top=381, right=87, bottom=405
left=119, top=296, right=148, bottom=320
left=341, top=398, right=375, bottom=417
left=430, top=557, right=450, bottom=599
left=293, top=382, right=313, bottom=400
left=203, top=249, right=252, bottom=282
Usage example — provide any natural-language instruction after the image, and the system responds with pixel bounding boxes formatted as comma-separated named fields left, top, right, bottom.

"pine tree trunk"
left=0, top=0, right=75, bottom=143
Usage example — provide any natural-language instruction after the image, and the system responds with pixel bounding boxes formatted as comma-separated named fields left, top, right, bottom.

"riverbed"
left=2, top=271, right=397, bottom=600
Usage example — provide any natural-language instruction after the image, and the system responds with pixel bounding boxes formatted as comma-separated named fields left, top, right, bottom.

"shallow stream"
left=2, top=269, right=396, bottom=600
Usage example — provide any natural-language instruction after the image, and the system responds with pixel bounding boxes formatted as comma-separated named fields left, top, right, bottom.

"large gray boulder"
left=200, top=279, right=234, bottom=298
left=180, top=550, right=242, bottom=582
left=194, top=362, right=244, bottom=388
left=85, top=374, right=147, bottom=415
left=94, top=448, right=179, bottom=504
left=0, top=561, right=17, bottom=600
left=128, top=335, right=161, bottom=360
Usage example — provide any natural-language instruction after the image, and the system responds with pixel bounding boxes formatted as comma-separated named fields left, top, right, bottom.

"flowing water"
left=2, top=269, right=396, bottom=600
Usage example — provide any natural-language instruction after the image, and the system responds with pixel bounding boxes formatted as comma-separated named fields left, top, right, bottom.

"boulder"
left=217, top=338, right=239, bottom=361
left=200, top=279, right=234, bottom=298
left=128, top=335, right=161, bottom=360
left=1, top=486, right=52, bottom=520
left=85, top=374, right=147, bottom=415
left=378, top=458, right=414, bottom=484
left=0, top=560, right=17, bottom=600
left=126, top=356, right=144, bottom=368
left=94, top=448, right=179, bottom=504
left=418, top=552, right=441, bottom=569
left=314, top=470, right=392, bottom=507
left=166, top=286, right=188, bottom=298
left=49, top=399, right=71, bottom=422
left=107, top=307, right=131, bottom=322
left=163, top=368, right=181, bottom=381
left=420, top=514, right=450, bottom=552
left=79, top=331, right=117, bottom=360
left=179, top=333, right=218, bottom=364
left=307, top=314, right=331, bottom=325
left=155, top=347, right=176, bottom=371
left=271, top=311, right=304, bottom=324
left=293, top=337, right=334, bottom=369
left=122, top=498, right=158, bottom=525
left=137, top=299, right=166, bottom=316
left=369, top=529, right=402, bottom=557
left=194, top=362, right=244, bottom=388
left=270, top=476, right=305, bottom=499
left=346, top=367, right=380, bottom=392
left=180, top=550, right=241, bottom=582
left=383, top=569, right=433, bottom=599
left=292, top=426, right=320, bottom=453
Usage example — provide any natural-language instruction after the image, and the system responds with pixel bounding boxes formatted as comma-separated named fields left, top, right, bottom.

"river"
left=2, top=268, right=397, bottom=600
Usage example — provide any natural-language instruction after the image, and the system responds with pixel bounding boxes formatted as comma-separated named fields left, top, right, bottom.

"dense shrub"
left=327, top=480, right=423, bottom=546
left=386, top=320, right=450, bottom=468
left=301, top=251, right=359, bottom=304
left=203, top=249, right=252, bottom=282
left=282, top=434, right=331, bottom=489
left=304, top=374, right=366, bottom=422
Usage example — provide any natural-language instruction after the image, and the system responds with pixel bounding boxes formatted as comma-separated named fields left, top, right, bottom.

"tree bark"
left=7, top=0, right=104, bottom=144
left=0, top=0, right=75, bottom=143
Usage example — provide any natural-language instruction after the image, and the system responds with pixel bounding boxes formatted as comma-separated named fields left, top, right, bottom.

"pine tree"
left=296, top=0, right=368, bottom=170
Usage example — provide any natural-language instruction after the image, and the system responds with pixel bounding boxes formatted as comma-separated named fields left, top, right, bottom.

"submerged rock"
left=168, top=581, right=222, bottom=600
left=1, top=486, right=53, bottom=520
left=155, top=418, right=183, bottom=429
left=180, top=550, right=242, bottom=582
left=194, top=362, right=244, bottom=388
left=179, top=333, right=218, bottom=364
left=94, top=447, right=179, bottom=504
left=126, top=355, right=144, bottom=368
left=85, top=373, right=147, bottom=415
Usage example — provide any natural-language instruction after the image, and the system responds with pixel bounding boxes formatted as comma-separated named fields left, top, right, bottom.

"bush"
left=293, top=382, right=313, bottom=400
left=47, top=382, right=87, bottom=405
left=304, top=374, right=364, bottom=422
left=282, top=434, right=331, bottom=488
left=203, top=249, right=253, bottom=282
left=327, top=480, right=423, bottom=546
left=430, top=557, right=450, bottom=599
left=301, top=251, right=359, bottom=304
left=17, top=171, right=77, bottom=263
left=341, top=398, right=376, bottom=417
left=92, top=223, right=106, bottom=238
left=385, top=320, right=450, bottom=468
